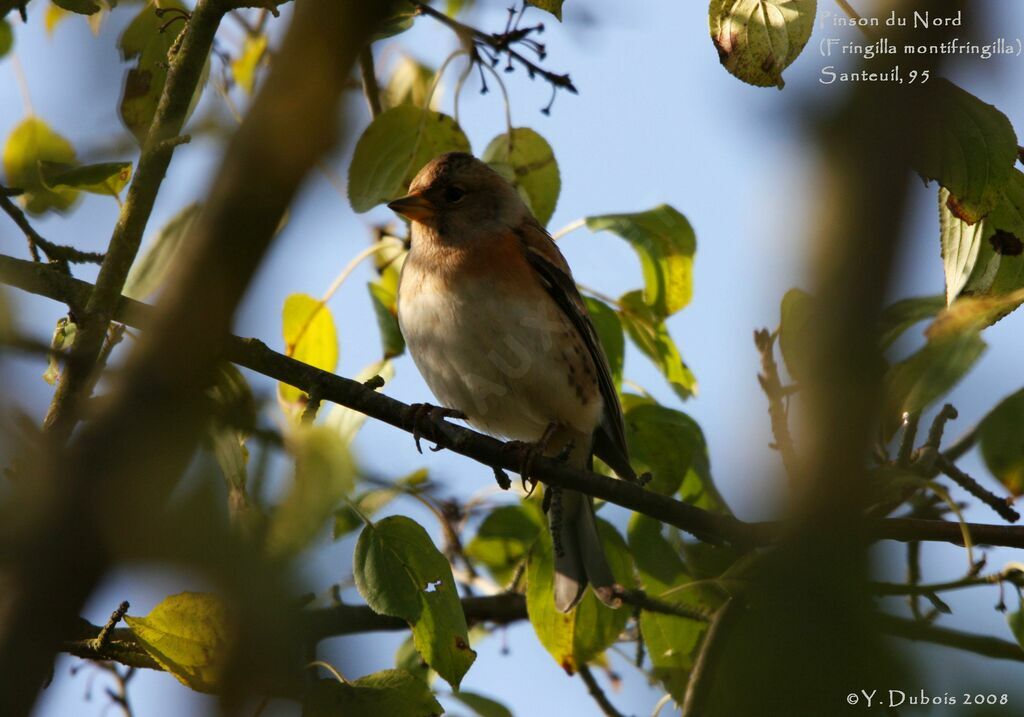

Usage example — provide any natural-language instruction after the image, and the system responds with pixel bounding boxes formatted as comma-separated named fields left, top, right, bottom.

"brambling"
left=390, top=152, right=635, bottom=612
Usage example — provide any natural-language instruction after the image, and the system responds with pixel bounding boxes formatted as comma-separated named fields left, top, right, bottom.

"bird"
left=389, top=152, right=636, bottom=612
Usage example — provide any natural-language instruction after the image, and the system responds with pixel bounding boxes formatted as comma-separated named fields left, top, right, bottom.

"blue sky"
left=4, top=1, right=1024, bottom=715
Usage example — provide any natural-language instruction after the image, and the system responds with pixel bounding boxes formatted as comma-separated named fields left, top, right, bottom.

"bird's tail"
left=551, top=487, right=620, bottom=612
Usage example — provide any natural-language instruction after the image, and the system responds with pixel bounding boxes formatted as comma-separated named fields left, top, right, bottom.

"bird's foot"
left=507, top=423, right=559, bottom=496
left=404, top=403, right=466, bottom=454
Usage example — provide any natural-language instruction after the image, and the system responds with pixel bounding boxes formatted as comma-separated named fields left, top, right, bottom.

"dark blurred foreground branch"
left=0, top=2, right=394, bottom=714
left=59, top=593, right=1024, bottom=679
left=3, top=253, right=1024, bottom=553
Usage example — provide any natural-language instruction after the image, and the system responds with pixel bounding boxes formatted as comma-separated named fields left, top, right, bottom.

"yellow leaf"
left=2, top=117, right=78, bottom=215
left=278, top=293, right=339, bottom=408
left=231, top=34, right=267, bottom=95
left=125, top=592, right=233, bottom=693
left=44, top=3, right=70, bottom=36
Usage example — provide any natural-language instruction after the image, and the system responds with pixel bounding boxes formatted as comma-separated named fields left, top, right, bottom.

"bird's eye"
left=444, top=186, right=466, bottom=203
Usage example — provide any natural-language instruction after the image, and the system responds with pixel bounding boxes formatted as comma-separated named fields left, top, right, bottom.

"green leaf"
left=979, top=388, right=1024, bottom=497
left=0, top=19, right=13, bottom=58
left=628, top=515, right=715, bottom=702
left=279, top=293, right=339, bottom=407
left=333, top=487, right=398, bottom=538
left=914, top=80, right=1018, bottom=224
left=38, top=160, right=131, bottom=197
left=625, top=403, right=725, bottom=513
left=618, top=290, right=697, bottom=399
left=2, top=116, right=78, bottom=214
left=124, top=203, right=201, bottom=300
left=878, top=296, right=945, bottom=350
left=43, top=317, right=76, bottom=386
left=450, top=691, right=513, bottom=717
left=778, top=287, right=813, bottom=380
left=354, top=516, right=476, bottom=688
left=348, top=106, right=470, bottom=213
left=124, top=592, right=232, bottom=693
left=386, top=55, right=438, bottom=110
left=1008, top=604, right=1024, bottom=651
left=52, top=0, right=99, bottom=14
left=940, top=187, right=987, bottom=304
left=586, top=205, right=696, bottom=318
left=962, top=169, right=1024, bottom=300
left=882, top=331, right=986, bottom=436
left=395, top=634, right=433, bottom=684
left=583, top=297, right=624, bottom=388
left=482, top=128, right=560, bottom=226
left=527, top=0, right=563, bottom=20
left=526, top=519, right=634, bottom=673
left=303, top=670, right=443, bottom=717
left=709, top=0, right=816, bottom=89
left=231, top=34, right=267, bottom=95
left=375, top=2, right=418, bottom=40
left=464, top=503, right=545, bottom=585
left=118, top=1, right=206, bottom=145
left=369, top=263, right=406, bottom=359
left=267, top=425, right=355, bottom=556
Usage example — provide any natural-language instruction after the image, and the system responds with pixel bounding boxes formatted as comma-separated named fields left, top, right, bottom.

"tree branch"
left=0, top=189, right=105, bottom=267
left=7, top=252, right=1024, bottom=554
left=577, top=663, right=628, bottom=717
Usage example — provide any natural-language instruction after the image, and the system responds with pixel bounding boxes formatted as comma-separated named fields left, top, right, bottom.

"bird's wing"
left=515, top=221, right=635, bottom=481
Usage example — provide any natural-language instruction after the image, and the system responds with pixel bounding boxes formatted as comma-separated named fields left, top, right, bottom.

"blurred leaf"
left=374, top=1, right=417, bottom=40
left=709, top=0, right=815, bottom=89
left=369, top=264, right=406, bottom=359
left=464, top=503, right=544, bottom=585
left=119, top=1, right=207, bottom=145
left=43, top=317, right=76, bottom=385
left=526, top=519, right=634, bottom=673
left=395, top=634, right=433, bottom=684
left=618, top=290, right=697, bottom=399
left=778, top=287, right=812, bottom=381
left=206, top=364, right=255, bottom=493
left=1008, top=603, right=1024, bottom=651
left=962, top=169, right=1024, bottom=300
left=385, top=55, right=438, bottom=110
left=38, top=160, right=131, bottom=196
left=925, top=288, right=1024, bottom=340
left=446, top=0, right=473, bottom=15
left=279, top=293, right=339, bottom=407
left=914, top=80, right=1018, bottom=224
left=44, top=3, right=70, bottom=35
left=629, top=515, right=715, bottom=702
left=940, top=187, right=987, bottom=305
left=0, top=19, right=12, bottom=57
left=303, top=670, right=443, bottom=717
left=52, top=0, right=99, bottom=13
left=267, top=426, right=355, bottom=556
left=482, top=128, right=560, bottom=226
left=878, top=295, right=945, bottom=350
left=324, top=360, right=394, bottom=445
left=354, top=516, right=476, bottom=688
left=979, top=388, right=1024, bottom=496
left=451, top=691, right=513, bottom=717
left=125, top=592, right=232, bottom=693
left=587, top=205, right=695, bottom=318
left=124, top=203, right=201, bottom=300
left=231, top=34, right=267, bottom=95
left=882, top=331, right=986, bottom=437
left=348, top=106, right=470, bottom=212
left=527, top=0, right=562, bottom=20
left=333, top=487, right=397, bottom=538
left=583, top=297, right=624, bottom=388
left=2, top=116, right=78, bottom=214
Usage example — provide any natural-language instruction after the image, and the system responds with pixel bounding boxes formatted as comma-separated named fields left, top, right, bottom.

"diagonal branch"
left=5, top=253, right=1024, bottom=553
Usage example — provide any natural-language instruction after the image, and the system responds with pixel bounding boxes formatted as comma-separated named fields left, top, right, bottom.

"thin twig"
left=91, top=601, right=130, bottom=652
left=754, top=330, right=799, bottom=481
left=358, top=47, right=383, bottom=118
left=0, top=189, right=105, bottom=266
left=615, top=588, right=711, bottom=622
left=935, top=454, right=1019, bottom=523
left=577, top=664, right=628, bottom=717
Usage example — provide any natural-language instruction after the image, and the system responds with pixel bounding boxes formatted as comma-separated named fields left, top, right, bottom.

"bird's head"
left=387, top=152, right=528, bottom=237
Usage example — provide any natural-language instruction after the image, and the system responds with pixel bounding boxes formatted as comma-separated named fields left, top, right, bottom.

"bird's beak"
left=387, top=192, right=436, bottom=221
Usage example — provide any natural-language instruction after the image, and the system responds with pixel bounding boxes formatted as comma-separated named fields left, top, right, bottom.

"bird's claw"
left=404, top=403, right=465, bottom=454
left=507, top=424, right=559, bottom=497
